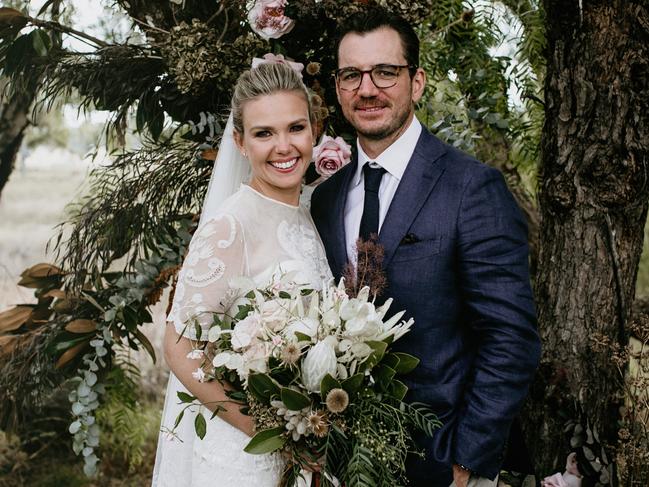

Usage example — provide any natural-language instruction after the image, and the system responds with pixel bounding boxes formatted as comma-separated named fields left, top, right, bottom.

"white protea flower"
left=301, top=341, right=337, bottom=392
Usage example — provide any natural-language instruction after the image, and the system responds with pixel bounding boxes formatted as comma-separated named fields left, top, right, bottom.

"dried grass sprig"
left=342, top=235, right=387, bottom=299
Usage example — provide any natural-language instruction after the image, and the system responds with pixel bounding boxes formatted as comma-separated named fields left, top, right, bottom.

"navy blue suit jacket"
left=311, top=128, right=541, bottom=485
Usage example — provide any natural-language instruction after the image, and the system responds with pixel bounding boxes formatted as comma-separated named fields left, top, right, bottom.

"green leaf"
left=281, top=387, right=311, bottom=411
left=391, top=352, right=420, bottom=375
left=177, top=391, right=196, bottom=403
left=133, top=328, right=157, bottom=363
left=248, top=373, right=280, bottom=403
left=30, top=29, right=50, bottom=57
left=341, top=373, right=365, bottom=394
left=360, top=340, right=388, bottom=371
left=243, top=427, right=286, bottom=454
left=293, top=331, right=311, bottom=342
left=320, top=373, right=341, bottom=398
left=4, top=33, right=31, bottom=74
left=173, top=410, right=185, bottom=429
left=375, top=364, right=396, bottom=391
left=389, top=379, right=408, bottom=401
left=194, top=413, right=207, bottom=440
left=278, top=291, right=291, bottom=299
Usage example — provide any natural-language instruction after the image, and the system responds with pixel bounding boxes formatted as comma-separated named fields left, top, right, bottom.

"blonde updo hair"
left=231, top=62, right=315, bottom=135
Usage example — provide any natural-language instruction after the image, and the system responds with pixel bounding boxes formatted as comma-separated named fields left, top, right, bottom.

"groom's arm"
left=453, top=163, right=541, bottom=479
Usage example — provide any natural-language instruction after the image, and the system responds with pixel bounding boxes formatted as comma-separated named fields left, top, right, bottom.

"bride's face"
left=234, top=90, right=313, bottom=205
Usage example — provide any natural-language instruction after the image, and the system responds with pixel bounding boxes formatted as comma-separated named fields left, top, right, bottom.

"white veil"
left=198, top=113, right=251, bottom=227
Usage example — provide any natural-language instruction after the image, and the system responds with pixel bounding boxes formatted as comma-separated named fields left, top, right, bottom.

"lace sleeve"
left=167, top=213, right=245, bottom=340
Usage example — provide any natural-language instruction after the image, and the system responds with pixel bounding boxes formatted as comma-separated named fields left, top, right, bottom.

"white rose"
left=261, top=299, right=290, bottom=332
left=231, top=313, right=261, bottom=350
left=301, top=341, right=337, bottom=392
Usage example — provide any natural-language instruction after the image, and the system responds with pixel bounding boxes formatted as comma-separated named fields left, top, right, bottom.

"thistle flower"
left=306, top=61, right=321, bottom=76
left=281, top=342, right=301, bottom=365
left=307, top=410, right=329, bottom=437
left=325, top=388, right=349, bottom=414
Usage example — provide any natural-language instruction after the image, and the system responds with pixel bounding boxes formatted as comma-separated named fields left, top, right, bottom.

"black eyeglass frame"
left=333, top=64, right=418, bottom=91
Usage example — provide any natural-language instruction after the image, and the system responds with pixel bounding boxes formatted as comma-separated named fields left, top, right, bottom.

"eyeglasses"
left=334, top=64, right=415, bottom=91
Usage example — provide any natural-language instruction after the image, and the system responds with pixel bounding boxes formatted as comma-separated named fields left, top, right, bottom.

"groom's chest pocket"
left=392, top=236, right=442, bottom=263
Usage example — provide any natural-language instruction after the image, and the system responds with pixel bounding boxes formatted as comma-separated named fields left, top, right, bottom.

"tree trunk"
left=0, top=75, right=38, bottom=196
left=525, top=0, right=649, bottom=477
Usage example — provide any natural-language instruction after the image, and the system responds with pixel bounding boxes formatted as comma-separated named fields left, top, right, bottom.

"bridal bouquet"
left=176, top=273, right=440, bottom=486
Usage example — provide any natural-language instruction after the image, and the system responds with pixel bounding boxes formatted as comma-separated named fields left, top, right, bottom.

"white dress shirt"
left=344, top=116, right=422, bottom=265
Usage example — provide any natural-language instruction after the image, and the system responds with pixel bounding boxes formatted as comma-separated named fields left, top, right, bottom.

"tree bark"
left=525, top=0, right=649, bottom=476
left=0, top=75, right=39, bottom=197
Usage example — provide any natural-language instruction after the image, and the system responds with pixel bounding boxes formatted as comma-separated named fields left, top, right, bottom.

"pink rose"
left=251, top=53, right=304, bottom=77
left=313, top=135, right=352, bottom=178
left=247, top=0, right=295, bottom=40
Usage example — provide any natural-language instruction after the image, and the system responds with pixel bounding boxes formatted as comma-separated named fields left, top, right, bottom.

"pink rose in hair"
left=247, top=0, right=295, bottom=40
left=251, top=53, right=304, bottom=77
left=313, top=136, right=352, bottom=178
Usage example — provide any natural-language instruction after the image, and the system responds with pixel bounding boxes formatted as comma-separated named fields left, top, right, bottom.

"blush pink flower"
left=252, top=53, right=304, bottom=77
left=313, top=135, right=352, bottom=178
left=247, top=0, right=295, bottom=40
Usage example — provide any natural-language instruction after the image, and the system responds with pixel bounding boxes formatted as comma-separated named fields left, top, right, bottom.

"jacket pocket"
left=392, top=237, right=442, bottom=262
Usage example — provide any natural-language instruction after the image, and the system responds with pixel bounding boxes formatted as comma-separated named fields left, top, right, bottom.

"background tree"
left=525, top=0, right=649, bottom=483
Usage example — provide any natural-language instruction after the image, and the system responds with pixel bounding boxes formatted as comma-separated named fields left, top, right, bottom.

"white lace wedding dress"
left=152, top=184, right=333, bottom=487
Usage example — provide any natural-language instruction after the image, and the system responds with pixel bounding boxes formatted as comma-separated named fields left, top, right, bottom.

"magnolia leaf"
left=194, top=413, right=207, bottom=440
left=65, top=319, right=97, bottom=334
left=243, top=427, right=286, bottom=454
left=248, top=373, right=280, bottom=403
left=391, top=352, right=420, bottom=375
left=341, top=373, right=364, bottom=394
left=0, top=305, right=32, bottom=333
left=55, top=341, right=90, bottom=369
left=375, top=364, right=396, bottom=391
left=320, top=373, right=341, bottom=398
left=389, top=379, right=408, bottom=401
left=281, top=387, right=311, bottom=411
left=21, top=263, right=63, bottom=280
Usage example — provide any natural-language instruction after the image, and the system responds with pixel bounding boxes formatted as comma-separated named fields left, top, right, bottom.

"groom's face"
left=336, top=27, right=425, bottom=144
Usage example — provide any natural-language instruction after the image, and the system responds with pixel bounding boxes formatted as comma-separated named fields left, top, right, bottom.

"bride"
left=152, top=61, right=332, bottom=486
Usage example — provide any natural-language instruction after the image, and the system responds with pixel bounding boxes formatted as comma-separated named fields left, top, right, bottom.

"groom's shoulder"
left=419, top=127, right=501, bottom=180
left=311, top=162, right=355, bottom=204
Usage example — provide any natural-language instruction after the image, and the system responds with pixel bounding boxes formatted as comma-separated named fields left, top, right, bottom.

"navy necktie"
left=359, top=164, right=386, bottom=241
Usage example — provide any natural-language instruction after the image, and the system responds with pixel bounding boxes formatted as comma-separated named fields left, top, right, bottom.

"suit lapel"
left=379, top=130, right=447, bottom=267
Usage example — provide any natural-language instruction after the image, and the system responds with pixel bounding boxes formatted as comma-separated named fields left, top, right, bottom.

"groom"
left=311, top=8, right=541, bottom=487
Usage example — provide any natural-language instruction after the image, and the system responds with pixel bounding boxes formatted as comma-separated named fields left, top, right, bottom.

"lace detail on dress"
left=167, top=213, right=244, bottom=340
left=277, top=220, right=332, bottom=285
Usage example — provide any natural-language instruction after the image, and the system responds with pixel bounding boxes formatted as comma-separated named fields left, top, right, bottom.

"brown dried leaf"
left=55, top=341, right=89, bottom=369
left=65, top=319, right=97, bottom=334
left=18, top=263, right=63, bottom=288
left=0, top=306, right=32, bottom=333
left=0, top=335, right=18, bottom=354
left=42, top=289, right=66, bottom=299
left=0, top=8, right=29, bottom=28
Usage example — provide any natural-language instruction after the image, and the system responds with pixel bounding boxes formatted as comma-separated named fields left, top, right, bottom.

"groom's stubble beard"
left=350, top=97, right=415, bottom=143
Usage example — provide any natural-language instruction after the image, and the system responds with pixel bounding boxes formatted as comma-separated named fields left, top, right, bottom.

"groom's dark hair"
left=334, top=8, right=420, bottom=73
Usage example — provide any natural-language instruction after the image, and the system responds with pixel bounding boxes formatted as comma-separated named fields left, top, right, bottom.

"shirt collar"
left=351, top=116, right=422, bottom=187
